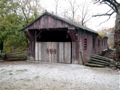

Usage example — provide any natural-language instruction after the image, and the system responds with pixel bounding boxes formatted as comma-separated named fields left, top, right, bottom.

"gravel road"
left=0, top=61, right=120, bottom=90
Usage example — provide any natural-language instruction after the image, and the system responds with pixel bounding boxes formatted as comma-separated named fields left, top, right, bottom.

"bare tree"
left=93, top=0, right=120, bottom=61
left=66, top=0, right=79, bottom=20
left=79, top=1, right=92, bottom=26
left=62, top=0, right=92, bottom=26
left=54, top=0, right=60, bottom=15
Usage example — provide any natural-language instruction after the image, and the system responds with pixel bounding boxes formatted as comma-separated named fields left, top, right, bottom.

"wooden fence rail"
left=0, top=51, right=27, bottom=61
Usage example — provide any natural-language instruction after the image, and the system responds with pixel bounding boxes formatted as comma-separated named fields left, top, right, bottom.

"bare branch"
left=67, top=0, right=79, bottom=19
left=92, top=11, right=115, bottom=17
left=114, top=0, right=119, bottom=5
left=98, top=15, right=111, bottom=26
left=103, top=2, right=116, bottom=11
left=54, top=0, right=60, bottom=15
left=107, top=0, right=118, bottom=12
left=93, top=10, right=115, bottom=25
left=106, top=9, right=113, bottom=13
left=94, top=0, right=119, bottom=13
left=94, top=0, right=101, bottom=4
left=93, top=10, right=115, bottom=26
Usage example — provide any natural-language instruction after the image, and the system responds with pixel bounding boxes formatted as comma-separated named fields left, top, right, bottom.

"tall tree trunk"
left=0, top=41, right=3, bottom=52
left=114, top=6, right=120, bottom=61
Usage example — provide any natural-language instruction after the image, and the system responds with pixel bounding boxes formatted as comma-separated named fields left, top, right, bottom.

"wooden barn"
left=22, top=11, right=108, bottom=64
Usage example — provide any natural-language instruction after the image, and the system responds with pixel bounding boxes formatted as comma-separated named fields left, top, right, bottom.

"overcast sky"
left=40, top=0, right=120, bottom=31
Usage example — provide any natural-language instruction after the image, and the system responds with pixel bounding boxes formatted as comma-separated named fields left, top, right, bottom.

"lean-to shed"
left=22, top=11, right=108, bottom=64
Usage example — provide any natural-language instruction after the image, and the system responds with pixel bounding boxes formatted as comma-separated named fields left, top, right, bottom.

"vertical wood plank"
left=52, top=42, right=57, bottom=63
left=41, top=42, right=44, bottom=61
left=35, top=42, right=38, bottom=61
left=72, top=42, right=77, bottom=63
left=58, top=42, right=64, bottom=63
left=46, top=42, right=49, bottom=61
left=37, top=42, right=39, bottom=61
left=38, top=42, right=41, bottom=61
left=47, top=42, right=52, bottom=62
left=43, top=42, right=47, bottom=62
left=64, top=42, right=71, bottom=63
left=35, top=42, right=37, bottom=60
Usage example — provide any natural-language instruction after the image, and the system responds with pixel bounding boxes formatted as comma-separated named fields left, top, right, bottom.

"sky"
left=40, top=0, right=120, bottom=31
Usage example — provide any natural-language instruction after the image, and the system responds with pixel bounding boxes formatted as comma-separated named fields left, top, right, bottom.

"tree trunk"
left=0, top=41, right=3, bottom=52
left=114, top=6, right=120, bottom=61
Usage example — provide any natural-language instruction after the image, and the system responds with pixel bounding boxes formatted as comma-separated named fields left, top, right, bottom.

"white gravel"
left=0, top=61, right=120, bottom=90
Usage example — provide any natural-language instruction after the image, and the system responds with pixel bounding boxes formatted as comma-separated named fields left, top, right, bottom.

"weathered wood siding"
left=77, top=30, right=108, bottom=63
left=27, top=15, right=73, bottom=30
left=77, top=30, right=99, bottom=63
left=35, top=42, right=71, bottom=63
left=24, top=13, right=108, bottom=64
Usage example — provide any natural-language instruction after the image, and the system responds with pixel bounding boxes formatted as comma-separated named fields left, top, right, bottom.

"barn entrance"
left=35, top=28, right=72, bottom=63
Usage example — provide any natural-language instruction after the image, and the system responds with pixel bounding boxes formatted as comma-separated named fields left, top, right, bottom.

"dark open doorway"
left=36, top=28, right=72, bottom=42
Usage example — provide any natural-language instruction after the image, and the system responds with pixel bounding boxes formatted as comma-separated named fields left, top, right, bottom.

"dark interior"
left=36, top=29, right=72, bottom=42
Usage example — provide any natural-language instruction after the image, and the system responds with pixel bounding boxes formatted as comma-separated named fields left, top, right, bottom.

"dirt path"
left=0, top=61, right=120, bottom=90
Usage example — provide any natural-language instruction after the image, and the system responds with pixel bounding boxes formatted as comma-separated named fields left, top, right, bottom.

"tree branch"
left=114, top=0, right=119, bottom=5
left=103, top=2, right=116, bottom=11
left=93, top=10, right=115, bottom=25
left=94, top=0, right=119, bottom=13
left=105, top=0, right=118, bottom=12
left=92, top=10, right=115, bottom=17
left=98, top=15, right=111, bottom=26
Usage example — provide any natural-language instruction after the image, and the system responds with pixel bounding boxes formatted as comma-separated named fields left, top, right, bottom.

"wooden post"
left=79, top=50, right=84, bottom=65
left=35, top=30, right=37, bottom=61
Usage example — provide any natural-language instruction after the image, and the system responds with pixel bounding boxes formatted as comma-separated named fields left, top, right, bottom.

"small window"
left=84, top=38, right=87, bottom=50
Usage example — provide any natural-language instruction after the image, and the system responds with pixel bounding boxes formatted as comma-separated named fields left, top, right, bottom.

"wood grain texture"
left=64, top=43, right=71, bottom=63
left=25, top=13, right=108, bottom=63
left=35, top=42, right=38, bottom=61
left=35, top=42, right=71, bottom=63
left=58, top=43, right=64, bottom=63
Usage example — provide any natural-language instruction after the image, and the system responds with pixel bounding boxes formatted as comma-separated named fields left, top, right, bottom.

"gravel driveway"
left=0, top=61, right=120, bottom=90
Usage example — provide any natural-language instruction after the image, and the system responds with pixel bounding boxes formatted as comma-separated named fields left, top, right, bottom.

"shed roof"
left=21, top=11, right=98, bottom=34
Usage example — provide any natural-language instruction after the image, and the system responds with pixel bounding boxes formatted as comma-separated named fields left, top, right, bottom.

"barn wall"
left=35, top=42, right=71, bottom=63
left=24, top=13, right=108, bottom=64
left=77, top=30, right=99, bottom=63
left=27, top=15, right=74, bottom=30
left=70, top=30, right=93, bottom=64
left=26, top=28, right=108, bottom=64
left=77, top=30, right=108, bottom=64
left=68, top=29, right=80, bottom=64
left=103, top=37, right=108, bottom=49
left=93, top=36, right=98, bottom=54
left=94, top=36, right=108, bottom=55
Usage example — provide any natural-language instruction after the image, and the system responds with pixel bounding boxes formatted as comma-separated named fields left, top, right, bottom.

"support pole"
left=79, top=50, right=84, bottom=65
left=35, top=31, right=37, bottom=61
